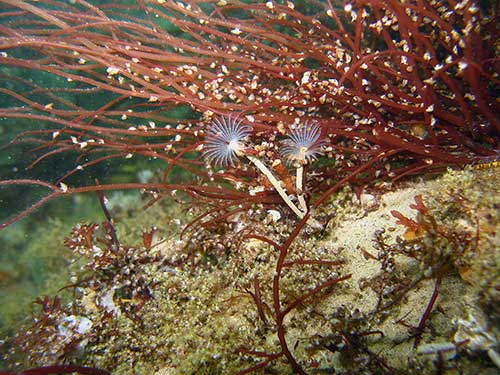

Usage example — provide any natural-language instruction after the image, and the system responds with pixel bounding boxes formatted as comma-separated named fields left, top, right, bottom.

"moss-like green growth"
left=0, top=194, right=103, bottom=339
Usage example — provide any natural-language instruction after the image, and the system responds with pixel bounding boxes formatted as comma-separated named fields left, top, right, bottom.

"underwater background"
left=0, top=0, right=499, bottom=374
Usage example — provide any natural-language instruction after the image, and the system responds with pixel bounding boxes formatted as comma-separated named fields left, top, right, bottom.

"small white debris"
left=430, top=116, right=437, bottom=127
left=458, top=61, right=468, bottom=71
left=106, top=66, right=120, bottom=75
left=266, top=209, right=281, bottom=223
left=249, top=186, right=265, bottom=196
left=359, top=193, right=378, bottom=211
left=416, top=342, right=458, bottom=361
left=301, top=71, right=311, bottom=85
left=245, top=115, right=255, bottom=122
left=99, top=287, right=121, bottom=317
left=58, top=315, right=93, bottom=338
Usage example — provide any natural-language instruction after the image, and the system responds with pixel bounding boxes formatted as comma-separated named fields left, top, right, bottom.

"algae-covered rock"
left=2, top=167, right=499, bottom=374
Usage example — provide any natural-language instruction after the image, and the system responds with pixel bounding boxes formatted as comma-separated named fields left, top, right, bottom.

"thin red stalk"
left=180, top=201, right=252, bottom=239
left=55, top=153, right=128, bottom=184
left=162, top=142, right=203, bottom=184
left=252, top=276, right=268, bottom=326
left=235, top=351, right=283, bottom=375
left=95, top=179, right=120, bottom=252
left=27, top=145, right=79, bottom=169
left=272, top=212, right=312, bottom=375
left=0, top=191, right=60, bottom=230
left=280, top=274, right=352, bottom=318
left=1, top=0, right=69, bottom=29
left=413, top=275, right=442, bottom=348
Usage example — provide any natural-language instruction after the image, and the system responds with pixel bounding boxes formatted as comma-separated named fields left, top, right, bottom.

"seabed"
left=2, top=166, right=499, bottom=375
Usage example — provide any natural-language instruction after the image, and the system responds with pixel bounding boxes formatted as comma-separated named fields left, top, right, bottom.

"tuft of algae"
left=2, top=166, right=499, bottom=374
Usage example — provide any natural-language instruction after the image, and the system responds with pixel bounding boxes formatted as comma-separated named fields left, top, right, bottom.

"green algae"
left=0, top=195, right=103, bottom=339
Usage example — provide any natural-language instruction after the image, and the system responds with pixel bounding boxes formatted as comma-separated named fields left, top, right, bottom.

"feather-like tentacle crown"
left=203, top=116, right=252, bottom=167
left=280, top=121, right=325, bottom=165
